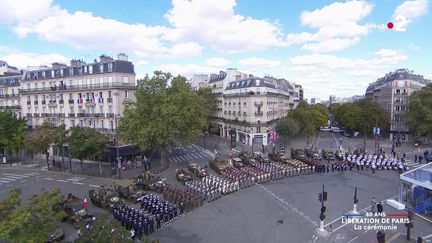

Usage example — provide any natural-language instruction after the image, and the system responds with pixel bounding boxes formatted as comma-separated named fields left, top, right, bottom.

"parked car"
left=331, top=127, right=343, bottom=133
left=320, top=126, right=331, bottom=132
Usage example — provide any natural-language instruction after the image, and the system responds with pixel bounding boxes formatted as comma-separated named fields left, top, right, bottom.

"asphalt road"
left=1, top=132, right=431, bottom=243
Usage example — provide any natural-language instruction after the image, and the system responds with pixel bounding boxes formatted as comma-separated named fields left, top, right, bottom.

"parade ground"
left=1, top=132, right=431, bottom=243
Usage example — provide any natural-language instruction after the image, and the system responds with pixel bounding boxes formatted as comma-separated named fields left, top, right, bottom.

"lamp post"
left=114, top=114, right=121, bottom=179
left=204, top=131, right=208, bottom=149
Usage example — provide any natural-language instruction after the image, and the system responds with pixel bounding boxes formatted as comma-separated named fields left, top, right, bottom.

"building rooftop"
left=0, top=74, right=22, bottom=87
left=225, top=77, right=276, bottom=90
left=366, top=69, right=431, bottom=94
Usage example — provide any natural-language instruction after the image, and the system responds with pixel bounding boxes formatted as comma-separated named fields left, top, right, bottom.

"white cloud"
left=0, top=53, right=69, bottom=68
left=0, top=0, right=61, bottom=24
left=156, top=63, right=221, bottom=78
left=205, top=57, right=231, bottom=67
left=168, top=42, right=202, bottom=58
left=408, top=43, right=420, bottom=51
left=290, top=48, right=408, bottom=99
left=287, top=1, right=373, bottom=53
left=138, top=60, right=149, bottom=66
left=301, top=37, right=360, bottom=53
left=300, top=1, right=373, bottom=28
left=392, top=0, right=429, bottom=31
left=239, top=57, right=281, bottom=68
left=165, top=0, right=284, bottom=53
left=15, top=11, right=173, bottom=59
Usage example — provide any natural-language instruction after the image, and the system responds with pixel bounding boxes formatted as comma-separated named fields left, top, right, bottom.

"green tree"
left=0, top=188, right=66, bottom=243
left=289, top=101, right=328, bottom=135
left=24, top=119, right=55, bottom=169
left=75, top=217, right=135, bottom=243
left=68, top=126, right=107, bottom=172
left=118, top=71, right=209, bottom=164
left=407, top=84, right=432, bottom=140
left=332, top=99, right=389, bottom=134
left=53, top=124, right=68, bottom=170
left=196, top=86, right=217, bottom=130
left=276, top=118, right=300, bottom=147
left=0, top=111, right=26, bottom=164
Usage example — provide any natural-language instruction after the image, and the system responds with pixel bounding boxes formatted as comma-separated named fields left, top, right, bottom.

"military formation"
left=163, top=187, right=204, bottom=212
left=342, top=152, right=408, bottom=173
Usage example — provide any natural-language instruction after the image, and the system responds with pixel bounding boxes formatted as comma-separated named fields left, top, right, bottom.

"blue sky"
left=0, top=0, right=430, bottom=100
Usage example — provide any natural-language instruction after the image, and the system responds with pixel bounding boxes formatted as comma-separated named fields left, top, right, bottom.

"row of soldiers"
left=343, top=152, right=408, bottom=172
left=113, top=202, right=157, bottom=240
left=185, top=177, right=224, bottom=202
left=138, top=194, right=180, bottom=224
left=163, top=187, right=204, bottom=212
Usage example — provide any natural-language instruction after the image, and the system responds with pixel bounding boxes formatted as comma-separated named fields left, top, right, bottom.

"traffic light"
left=323, top=192, right=328, bottom=201
left=318, top=193, right=323, bottom=202
left=321, top=206, right=326, bottom=214
left=319, top=213, right=325, bottom=221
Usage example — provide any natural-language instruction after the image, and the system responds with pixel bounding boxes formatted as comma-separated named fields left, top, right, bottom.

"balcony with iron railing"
left=107, top=97, right=113, bottom=103
left=85, top=99, right=96, bottom=106
left=26, top=113, right=32, bottom=117
left=106, top=113, right=115, bottom=118
left=42, top=100, right=46, bottom=105
left=68, top=113, right=75, bottom=117
left=48, top=100, right=57, bottom=107
left=0, top=105, right=21, bottom=110
left=33, top=113, right=40, bottom=117
left=59, top=99, right=64, bottom=104
left=26, top=101, right=31, bottom=105
left=255, top=101, right=263, bottom=107
left=18, top=82, right=137, bottom=94
left=255, top=111, right=263, bottom=116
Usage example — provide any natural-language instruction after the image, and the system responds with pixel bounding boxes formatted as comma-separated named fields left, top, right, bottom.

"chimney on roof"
left=70, top=59, right=85, bottom=67
left=51, top=62, right=67, bottom=69
left=117, top=53, right=128, bottom=61
left=99, top=54, right=113, bottom=63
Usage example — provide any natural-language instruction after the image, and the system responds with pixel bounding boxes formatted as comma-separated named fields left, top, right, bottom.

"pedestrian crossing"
left=167, top=151, right=211, bottom=164
left=0, top=172, right=40, bottom=185
left=405, top=159, right=422, bottom=169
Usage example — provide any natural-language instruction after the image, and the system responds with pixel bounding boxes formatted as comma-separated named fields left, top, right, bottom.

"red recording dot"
left=387, top=22, right=394, bottom=29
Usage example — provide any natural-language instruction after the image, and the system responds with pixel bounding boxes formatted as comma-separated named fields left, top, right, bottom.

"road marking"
left=43, top=178, right=54, bottom=181
left=0, top=179, right=11, bottom=183
left=168, top=158, right=175, bottom=164
left=0, top=177, right=16, bottom=181
left=56, top=179, right=69, bottom=183
left=347, top=236, right=359, bottom=243
left=66, top=177, right=86, bottom=182
left=23, top=172, right=40, bottom=175
left=256, top=183, right=318, bottom=227
left=3, top=175, right=25, bottom=179
left=72, top=182, right=84, bottom=185
left=22, top=173, right=39, bottom=176
left=89, top=184, right=100, bottom=188
left=3, top=173, right=30, bottom=178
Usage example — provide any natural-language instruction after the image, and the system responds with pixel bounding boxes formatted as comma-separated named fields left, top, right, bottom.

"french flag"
left=83, top=197, right=87, bottom=209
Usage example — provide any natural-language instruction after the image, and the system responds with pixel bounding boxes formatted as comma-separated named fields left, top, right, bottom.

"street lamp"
left=204, top=131, right=208, bottom=149
left=114, top=114, right=121, bottom=179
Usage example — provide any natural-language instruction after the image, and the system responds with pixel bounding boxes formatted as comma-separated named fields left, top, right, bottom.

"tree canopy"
left=0, top=188, right=66, bottom=242
left=68, top=126, right=108, bottom=163
left=275, top=118, right=300, bottom=141
left=24, top=119, right=55, bottom=167
left=0, top=111, right=26, bottom=162
left=288, top=101, right=328, bottom=135
left=407, top=84, right=432, bottom=139
left=333, top=98, right=389, bottom=133
left=75, top=217, right=134, bottom=243
left=118, top=71, right=210, bottom=153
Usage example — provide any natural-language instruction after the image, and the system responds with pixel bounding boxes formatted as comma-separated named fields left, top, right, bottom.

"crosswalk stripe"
left=24, top=172, right=40, bottom=175
left=0, top=177, right=16, bottom=181
left=3, top=173, right=30, bottom=178
left=186, top=154, right=195, bottom=160
left=3, top=175, right=25, bottom=179
left=22, top=173, right=38, bottom=176
left=168, top=158, right=174, bottom=164
left=179, top=155, right=187, bottom=161
left=0, top=180, right=11, bottom=183
left=174, top=156, right=181, bottom=163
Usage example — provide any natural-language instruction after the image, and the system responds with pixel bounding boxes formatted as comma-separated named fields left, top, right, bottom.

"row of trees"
left=25, top=121, right=108, bottom=170
left=330, top=99, right=389, bottom=134
left=407, top=83, right=432, bottom=140
left=275, top=101, right=329, bottom=143
left=0, top=111, right=26, bottom=163
left=118, top=72, right=216, bottom=162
